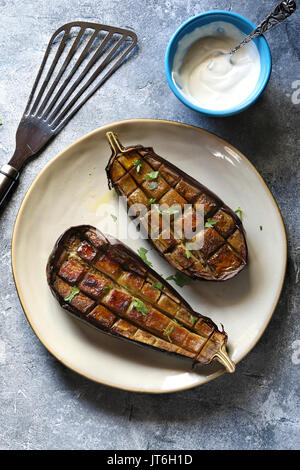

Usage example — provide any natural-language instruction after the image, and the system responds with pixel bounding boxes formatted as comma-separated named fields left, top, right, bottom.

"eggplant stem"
left=106, top=132, right=124, bottom=154
left=214, top=344, right=235, bottom=373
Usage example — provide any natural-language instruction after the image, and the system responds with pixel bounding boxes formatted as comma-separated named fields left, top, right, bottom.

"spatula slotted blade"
left=0, top=22, right=137, bottom=209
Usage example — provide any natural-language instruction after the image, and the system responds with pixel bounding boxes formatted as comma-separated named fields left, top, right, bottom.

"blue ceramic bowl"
left=165, top=10, right=272, bottom=117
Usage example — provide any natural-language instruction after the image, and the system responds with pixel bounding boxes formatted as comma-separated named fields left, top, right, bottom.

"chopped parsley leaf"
left=235, top=207, right=243, bottom=220
left=64, top=286, right=80, bottom=302
left=153, top=204, right=181, bottom=216
left=133, top=159, right=142, bottom=173
left=162, top=205, right=181, bottom=215
left=152, top=281, right=163, bottom=291
left=185, top=249, right=192, bottom=259
left=260, top=225, right=263, bottom=231
left=103, top=285, right=112, bottom=294
left=205, top=218, right=218, bottom=228
left=153, top=204, right=161, bottom=214
left=148, top=198, right=156, bottom=204
left=130, top=298, right=149, bottom=316
left=163, top=325, right=175, bottom=343
left=144, top=170, right=159, bottom=181
left=166, top=271, right=190, bottom=287
left=138, top=247, right=152, bottom=267
left=190, top=315, right=196, bottom=326
left=111, top=214, right=117, bottom=222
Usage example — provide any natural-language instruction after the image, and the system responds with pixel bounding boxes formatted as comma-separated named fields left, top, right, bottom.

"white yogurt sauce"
left=173, top=22, right=261, bottom=111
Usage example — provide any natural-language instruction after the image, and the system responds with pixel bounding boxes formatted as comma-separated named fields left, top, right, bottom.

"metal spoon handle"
left=231, top=0, right=297, bottom=54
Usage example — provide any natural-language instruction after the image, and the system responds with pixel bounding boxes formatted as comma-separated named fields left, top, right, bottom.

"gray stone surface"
left=0, top=0, right=299, bottom=450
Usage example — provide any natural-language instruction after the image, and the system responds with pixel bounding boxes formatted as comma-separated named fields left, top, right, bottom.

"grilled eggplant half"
left=106, top=132, right=247, bottom=281
left=47, top=225, right=235, bottom=372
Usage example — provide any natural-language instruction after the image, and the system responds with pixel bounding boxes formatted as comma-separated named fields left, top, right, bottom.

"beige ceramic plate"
left=12, top=119, right=287, bottom=393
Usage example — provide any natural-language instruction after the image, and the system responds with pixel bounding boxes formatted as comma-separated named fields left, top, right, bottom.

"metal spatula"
left=0, top=21, right=137, bottom=210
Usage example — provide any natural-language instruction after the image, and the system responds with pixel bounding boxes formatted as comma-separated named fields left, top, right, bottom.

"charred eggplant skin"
left=106, top=133, right=248, bottom=282
left=47, top=225, right=235, bottom=372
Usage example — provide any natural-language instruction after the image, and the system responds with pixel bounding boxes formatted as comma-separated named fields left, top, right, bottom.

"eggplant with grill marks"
left=46, top=225, right=235, bottom=372
left=105, top=132, right=247, bottom=281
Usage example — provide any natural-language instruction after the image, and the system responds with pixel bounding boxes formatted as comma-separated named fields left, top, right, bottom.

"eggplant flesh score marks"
left=46, top=226, right=235, bottom=372
left=105, top=132, right=247, bottom=281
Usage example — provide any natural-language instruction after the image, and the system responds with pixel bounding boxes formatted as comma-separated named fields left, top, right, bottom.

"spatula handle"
left=0, top=164, right=19, bottom=210
left=230, top=0, right=296, bottom=54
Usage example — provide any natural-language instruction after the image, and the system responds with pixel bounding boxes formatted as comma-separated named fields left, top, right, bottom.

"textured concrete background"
left=0, top=0, right=299, bottom=450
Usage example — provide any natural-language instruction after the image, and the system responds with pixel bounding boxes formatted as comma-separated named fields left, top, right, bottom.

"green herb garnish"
left=144, top=170, right=159, bottom=181
left=190, top=315, right=196, bottom=326
left=138, top=247, right=153, bottom=267
left=149, top=182, right=158, bottom=190
left=0, top=120, right=2, bottom=126
left=166, top=271, right=190, bottom=287
left=103, top=285, right=112, bottom=294
left=162, top=205, right=181, bottom=215
left=153, top=204, right=181, bottom=216
left=235, top=207, right=243, bottom=220
left=185, top=249, right=192, bottom=259
left=153, top=204, right=161, bottom=214
left=130, top=298, right=149, bottom=316
left=205, top=218, right=218, bottom=228
left=133, top=159, right=142, bottom=173
left=260, top=225, right=263, bottom=231
left=148, top=198, right=156, bottom=204
left=173, top=319, right=182, bottom=326
left=111, top=214, right=117, bottom=222
left=152, top=281, right=163, bottom=291
left=64, top=286, right=80, bottom=302
left=163, top=325, right=175, bottom=343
